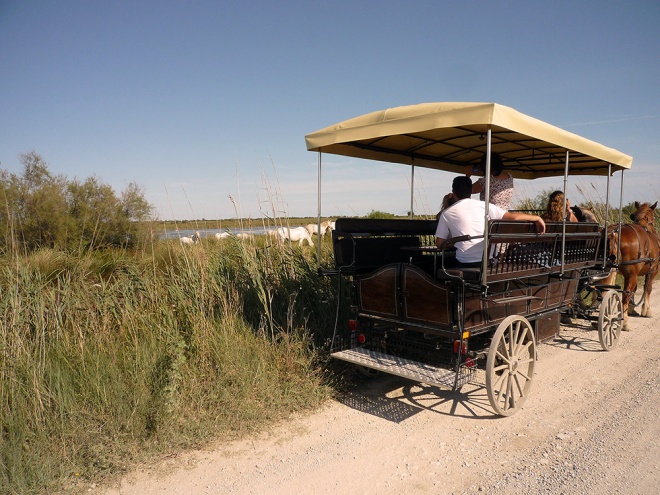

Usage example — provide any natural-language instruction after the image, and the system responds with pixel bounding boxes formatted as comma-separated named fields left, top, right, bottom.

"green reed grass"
left=0, top=235, right=337, bottom=494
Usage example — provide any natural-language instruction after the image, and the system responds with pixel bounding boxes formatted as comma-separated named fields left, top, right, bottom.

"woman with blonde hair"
left=542, top=190, right=578, bottom=222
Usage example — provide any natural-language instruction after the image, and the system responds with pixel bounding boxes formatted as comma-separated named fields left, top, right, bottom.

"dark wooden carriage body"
left=329, top=217, right=606, bottom=393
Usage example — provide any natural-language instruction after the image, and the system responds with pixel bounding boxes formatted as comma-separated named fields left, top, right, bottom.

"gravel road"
left=101, top=286, right=659, bottom=495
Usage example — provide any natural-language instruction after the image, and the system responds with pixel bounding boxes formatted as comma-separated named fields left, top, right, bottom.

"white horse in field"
left=277, top=226, right=314, bottom=246
left=305, top=223, right=326, bottom=237
left=180, top=231, right=200, bottom=245
left=305, top=220, right=335, bottom=237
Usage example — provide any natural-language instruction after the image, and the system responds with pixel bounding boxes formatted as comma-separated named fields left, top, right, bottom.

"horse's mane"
left=631, top=201, right=658, bottom=233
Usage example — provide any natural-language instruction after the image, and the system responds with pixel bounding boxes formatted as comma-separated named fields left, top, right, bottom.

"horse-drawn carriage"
left=305, top=103, right=640, bottom=416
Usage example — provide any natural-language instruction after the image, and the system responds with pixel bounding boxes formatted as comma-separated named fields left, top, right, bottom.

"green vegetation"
left=0, top=236, right=337, bottom=494
left=0, top=152, right=152, bottom=253
left=0, top=155, right=340, bottom=494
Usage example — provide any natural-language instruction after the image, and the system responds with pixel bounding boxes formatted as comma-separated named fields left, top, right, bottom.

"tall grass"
left=0, top=234, right=337, bottom=494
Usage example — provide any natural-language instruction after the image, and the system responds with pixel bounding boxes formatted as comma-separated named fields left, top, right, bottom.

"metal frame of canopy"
left=305, top=102, right=632, bottom=286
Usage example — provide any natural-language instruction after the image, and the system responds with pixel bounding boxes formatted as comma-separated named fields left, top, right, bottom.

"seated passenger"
left=435, top=176, right=545, bottom=268
left=542, top=190, right=578, bottom=222
left=466, top=152, right=514, bottom=210
left=570, top=204, right=598, bottom=223
left=435, top=192, right=456, bottom=221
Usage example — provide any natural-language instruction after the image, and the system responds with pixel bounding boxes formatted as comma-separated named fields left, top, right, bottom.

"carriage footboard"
left=331, top=347, right=477, bottom=388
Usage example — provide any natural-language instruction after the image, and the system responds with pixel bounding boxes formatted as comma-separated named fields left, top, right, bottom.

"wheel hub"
left=509, top=359, right=519, bottom=373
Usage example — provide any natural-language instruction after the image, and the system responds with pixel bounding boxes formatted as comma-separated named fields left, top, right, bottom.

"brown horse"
left=604, top=201, right=660, bottom=330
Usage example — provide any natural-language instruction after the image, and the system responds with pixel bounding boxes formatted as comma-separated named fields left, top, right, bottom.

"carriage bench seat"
left=435, top=220, right=603, bottom=285
left=332, top=217, right=438, bottom=275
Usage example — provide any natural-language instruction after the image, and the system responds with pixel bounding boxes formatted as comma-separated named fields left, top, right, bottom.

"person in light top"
left=466, top=152, right=513, bottom=210
left=435, top=176, right=545, bottom=267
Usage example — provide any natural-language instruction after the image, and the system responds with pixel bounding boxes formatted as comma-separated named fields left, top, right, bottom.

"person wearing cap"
left=436, top=176, right=545, bottom=268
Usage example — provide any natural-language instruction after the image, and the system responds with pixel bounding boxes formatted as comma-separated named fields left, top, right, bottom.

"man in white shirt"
left=436, top=176, right=545, bottom=267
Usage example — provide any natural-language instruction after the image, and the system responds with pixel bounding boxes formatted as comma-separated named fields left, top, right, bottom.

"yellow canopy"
left=305, top=102, right=632, bottom=178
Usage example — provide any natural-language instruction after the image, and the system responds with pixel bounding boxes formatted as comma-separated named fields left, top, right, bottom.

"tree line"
left=0, top=151, right=153, bottom=253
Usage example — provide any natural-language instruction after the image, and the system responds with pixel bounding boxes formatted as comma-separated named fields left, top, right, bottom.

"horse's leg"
left=641, top=271, right=656, bottom=317
left=628, top=281, right=640, bottom=316
left=602, top=268, right=617, bottom=286
left=620, top=273, right=637, bottom=330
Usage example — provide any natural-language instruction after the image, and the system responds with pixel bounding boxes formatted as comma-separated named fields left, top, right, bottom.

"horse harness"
left=611, top=224, right=660, bottom=268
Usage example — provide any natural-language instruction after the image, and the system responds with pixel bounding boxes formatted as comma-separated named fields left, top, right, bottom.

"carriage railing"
left=483, top=221, right=603, bottom=283
left=332, top=218, right=603, bottom=287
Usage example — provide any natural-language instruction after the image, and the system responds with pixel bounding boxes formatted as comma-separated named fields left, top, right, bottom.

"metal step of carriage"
left=331, top=347, right=477, bottom=389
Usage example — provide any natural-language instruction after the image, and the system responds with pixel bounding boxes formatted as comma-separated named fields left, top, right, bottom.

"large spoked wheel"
left=598, top=290, right=622, bottom=351
left=486, top=315, right=536, bottom=416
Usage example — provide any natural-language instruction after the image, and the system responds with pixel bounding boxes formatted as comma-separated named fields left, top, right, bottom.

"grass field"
left=0, top=234, right=342, bottom=494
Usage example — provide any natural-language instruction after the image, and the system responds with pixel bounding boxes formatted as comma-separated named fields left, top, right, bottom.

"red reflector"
left=453, top=340, right=467, bottom=354
left=464, top=358, right=476, bottom=368
left=348, top=320, right=358, bottom=332
left=357, top=334, right=366, bottom=344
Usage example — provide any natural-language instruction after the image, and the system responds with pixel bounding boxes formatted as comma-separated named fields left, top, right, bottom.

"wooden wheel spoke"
left=493, top=363, right=508, bottom=374
left=497, top=373, right=509, bottom=400
left=512, top=373, right=527, bottom=398
left=513, top=368, right=532, bottom=382
left=495, top=350, right=510, bottom=364
left=513, top=339, right=533, bottom=359
left=505, top=377, right=516, bottom=410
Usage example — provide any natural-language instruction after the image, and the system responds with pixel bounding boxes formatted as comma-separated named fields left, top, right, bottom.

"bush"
left=0, top=152, right=153, bottom=254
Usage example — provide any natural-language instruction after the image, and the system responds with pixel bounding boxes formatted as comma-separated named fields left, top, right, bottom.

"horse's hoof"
left=622, top=324, right=632, bottom=332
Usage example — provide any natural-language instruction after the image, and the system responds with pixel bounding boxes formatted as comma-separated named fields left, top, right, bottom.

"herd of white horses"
left=178, top=220, right=335, bottom=247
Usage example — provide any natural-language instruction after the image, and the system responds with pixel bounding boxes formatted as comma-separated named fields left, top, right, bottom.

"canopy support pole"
left=410, top=160, right=415, bottom=219
left=602, top=164, right=612, bottom=266
left=316, top=152, right=322, bottom=265
left=617, top=169, right=625, bottom=263
left=560, top=150, right=570, bottom=277
left=480, top=127, right=492, bottom=288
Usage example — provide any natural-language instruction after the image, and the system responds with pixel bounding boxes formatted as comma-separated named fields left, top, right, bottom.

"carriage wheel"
left=598, top=290, right=623, bottom=351
left=486, top=315, right=536, bottom=416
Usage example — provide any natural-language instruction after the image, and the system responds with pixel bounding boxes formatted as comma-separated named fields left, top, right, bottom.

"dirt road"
left=101, top=287, right=659, bottom=495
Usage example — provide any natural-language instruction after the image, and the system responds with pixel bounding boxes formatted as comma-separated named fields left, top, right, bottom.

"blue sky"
left=1, top=1, right=658, bottom=221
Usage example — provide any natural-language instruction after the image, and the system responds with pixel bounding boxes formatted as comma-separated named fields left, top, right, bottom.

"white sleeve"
left=488, top=203, right=507, bottom=220
left=435, top=214, right=450, bottom=239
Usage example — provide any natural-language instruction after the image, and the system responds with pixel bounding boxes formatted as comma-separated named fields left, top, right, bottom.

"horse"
left=571, top=205, right=598, bottom=223
left=276, top=226, right=314, bottom=246
left=305, top=220, right=334, bottom=237
left=305, top=222, right=327, bottom=237
left=604, top=201, right=660, bottom=330
left=180, top=231, right=200, bottom=245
